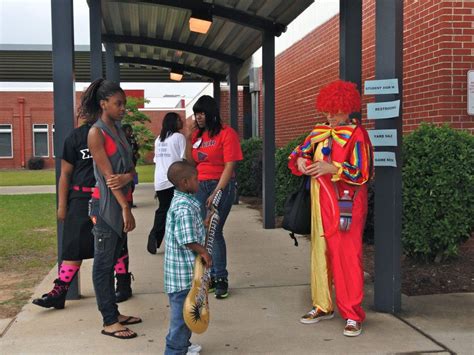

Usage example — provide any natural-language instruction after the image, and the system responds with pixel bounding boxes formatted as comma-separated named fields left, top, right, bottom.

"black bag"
left=282, top=177, right=311, bottom=246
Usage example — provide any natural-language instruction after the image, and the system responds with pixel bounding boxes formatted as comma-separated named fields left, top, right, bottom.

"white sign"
left=374, top=151, right=397, bottom=167
left=368, top=129, right=398, bottom=146
left=367, top=100, right=400, bottom=119
left=468, top=70, right=474, bottom=115
left=364, top=79, right=399, bottom=95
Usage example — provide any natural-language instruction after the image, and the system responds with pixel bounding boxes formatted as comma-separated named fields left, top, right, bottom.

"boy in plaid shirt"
left=164, top=161, right=212, bottom=355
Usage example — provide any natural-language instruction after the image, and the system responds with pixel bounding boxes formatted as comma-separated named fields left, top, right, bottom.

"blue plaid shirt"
left=164, top=190, right=206, bottom=294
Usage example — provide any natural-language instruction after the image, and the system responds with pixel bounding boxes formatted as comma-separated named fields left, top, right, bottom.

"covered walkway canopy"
left=52, top=0, right=314, bottom=232
left=49, top=0, right=403, bottom=314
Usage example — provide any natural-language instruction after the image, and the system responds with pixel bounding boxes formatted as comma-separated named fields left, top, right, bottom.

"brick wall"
left=258, top=0, right=474, bottom=147
left=219, top=87, right=245, bottom=138
left=403, top=0, right=474, bottom=132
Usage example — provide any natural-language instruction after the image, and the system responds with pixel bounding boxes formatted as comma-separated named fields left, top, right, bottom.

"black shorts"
left=62, top=195, right=94, bottom=260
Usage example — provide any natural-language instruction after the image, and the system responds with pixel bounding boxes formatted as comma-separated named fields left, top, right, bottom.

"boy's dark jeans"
left=90, top=198, right=126, bottom=326
left=165, top=289, right=192, bottom=355
left=195, top=179, right=235, bottom=279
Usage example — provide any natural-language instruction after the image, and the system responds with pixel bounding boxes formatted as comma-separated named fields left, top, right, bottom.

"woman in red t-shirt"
left=185, top=95, right=243, bottom=299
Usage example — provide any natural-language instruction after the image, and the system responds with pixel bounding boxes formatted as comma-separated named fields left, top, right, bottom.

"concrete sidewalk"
left=0, top=185, right=56, bottom=195
left=0, top=183, right=472, bottom=354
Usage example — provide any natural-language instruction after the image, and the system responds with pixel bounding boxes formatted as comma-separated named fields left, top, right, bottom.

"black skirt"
left=61, top=194, right=94, bottom=260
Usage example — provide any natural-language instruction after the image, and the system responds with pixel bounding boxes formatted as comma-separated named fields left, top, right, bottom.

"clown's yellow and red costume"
left=288, top=123, right=373, bottom=322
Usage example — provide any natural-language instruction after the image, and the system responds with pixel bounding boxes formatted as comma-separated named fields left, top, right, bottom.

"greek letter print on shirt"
left=62, top=124, right=96, bottom=189
left=80, top=148, right=92, bottom=160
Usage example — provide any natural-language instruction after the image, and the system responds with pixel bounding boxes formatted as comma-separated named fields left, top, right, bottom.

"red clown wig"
left=315, top=80, right=361, bottom=115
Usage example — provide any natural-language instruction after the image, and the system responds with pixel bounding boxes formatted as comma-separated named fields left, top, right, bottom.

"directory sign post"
left=364, top=78, right=399, bottom=95
left=368, top=129, right=398, bottom=147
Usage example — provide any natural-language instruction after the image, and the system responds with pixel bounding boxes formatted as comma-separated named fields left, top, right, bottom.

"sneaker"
left=299, top=307, right=335, bottom=324
left=214, top=277, right=228, bottom=299
left=208, top=277, right=216, bottom=293
left=187, top=343, right=202, bottom=354
left=343, top=319, right=362, bottom=337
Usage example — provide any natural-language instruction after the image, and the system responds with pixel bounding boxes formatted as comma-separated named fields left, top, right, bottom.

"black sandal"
left=101, top=327, right=137, bottom=339
left=119, top=316, right=142, bottom=326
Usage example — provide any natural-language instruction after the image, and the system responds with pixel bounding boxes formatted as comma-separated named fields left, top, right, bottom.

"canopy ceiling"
left=1, top=0, right=315, bottom=83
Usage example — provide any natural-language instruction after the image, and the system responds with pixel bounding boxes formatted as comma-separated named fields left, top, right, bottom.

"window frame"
left=0, top=124, right=13, bottom=159
left=32, top=124, right=49, bottom=158
left=52, top=124, right=55, bottom=158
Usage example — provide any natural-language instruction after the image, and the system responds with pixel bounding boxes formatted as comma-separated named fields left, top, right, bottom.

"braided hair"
left=77, top=78, right=125, bottom=124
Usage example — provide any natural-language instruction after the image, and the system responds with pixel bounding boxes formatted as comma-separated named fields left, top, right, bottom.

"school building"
left=252, top=0, right=474, bottom=147
left=1, top=0, right=473, bottom=169
left=0, top=89, right=185, bottom=169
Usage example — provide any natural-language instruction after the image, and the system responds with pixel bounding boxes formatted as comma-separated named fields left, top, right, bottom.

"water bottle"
left=338, top=189, right=353, bottom=231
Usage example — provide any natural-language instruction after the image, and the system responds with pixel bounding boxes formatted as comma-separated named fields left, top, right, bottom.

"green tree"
left=121, top=97, right=155, bottom=162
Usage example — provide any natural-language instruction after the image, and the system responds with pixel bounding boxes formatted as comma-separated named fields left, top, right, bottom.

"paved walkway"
left=0, top=183, right=472, bottom=354
left=0, top=185, right=56, bottom=195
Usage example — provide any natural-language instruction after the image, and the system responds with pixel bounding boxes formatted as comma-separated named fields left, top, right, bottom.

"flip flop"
left=101, top=327, right=137, bottom=339
left=119, top=316, right=142, bottom=326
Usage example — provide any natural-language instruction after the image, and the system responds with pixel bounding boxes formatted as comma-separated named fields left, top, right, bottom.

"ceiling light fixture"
left=189, top=8, right=213, bottom=34
left=170, top=69, right=183, bottom=81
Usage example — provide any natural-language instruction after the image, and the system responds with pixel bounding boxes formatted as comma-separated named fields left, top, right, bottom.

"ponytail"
left=77, top=78, right=124, bottom=124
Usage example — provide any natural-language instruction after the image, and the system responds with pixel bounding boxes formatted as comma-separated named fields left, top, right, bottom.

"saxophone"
left=183, top=189, right=222, bottom=334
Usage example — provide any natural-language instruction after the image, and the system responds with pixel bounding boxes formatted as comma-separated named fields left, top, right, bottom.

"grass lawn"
left=135, top=164, right=154, bottom=184
left=0, top=169, right=56, bottom=186
left=0, top=164, right=155, bottom=186
left=0, top=194, right=57, bottom=318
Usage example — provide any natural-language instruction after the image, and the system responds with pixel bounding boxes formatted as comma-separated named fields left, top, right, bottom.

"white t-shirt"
left=153, top=132, right=186, bottom=191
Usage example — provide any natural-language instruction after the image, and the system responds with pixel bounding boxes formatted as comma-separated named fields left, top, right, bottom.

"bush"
left=275, top=134, right=307, bottom=215
left=237, top=137, right=262, bottom=197
left=402, top=124, right=474, bottom=261
left=27, top=157, right=45, bottom=170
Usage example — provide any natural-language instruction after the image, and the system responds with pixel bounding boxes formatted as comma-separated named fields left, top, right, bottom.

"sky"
left=0, top=0, right=339, bottom=99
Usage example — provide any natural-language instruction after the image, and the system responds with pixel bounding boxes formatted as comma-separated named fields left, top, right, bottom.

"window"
left=33, top=124, right=49, bottom=157
left=0, top=124, right=13, bottom=158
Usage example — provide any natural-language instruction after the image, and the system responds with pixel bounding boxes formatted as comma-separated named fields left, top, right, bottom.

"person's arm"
left=106, top=170, right=134, bottom=190
left=88, top=127, right=135, bottom=232
left=185, top=242, right=212, bottom=267
left=57, top=160, right=74, bottom=221
left=178, top=133, right=187, bottom=160
left=288, top=131, right=316, bottom=176
left=184, top=119, right=196, bottom=165
left=330, top=140, right=372, bottom=185
left=205, top=161, right=236, bottom=207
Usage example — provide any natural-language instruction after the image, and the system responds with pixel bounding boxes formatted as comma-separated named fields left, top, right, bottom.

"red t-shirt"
left=191, top=125, right=243, bottom=181
left=91, top=129, right=133, bottom=202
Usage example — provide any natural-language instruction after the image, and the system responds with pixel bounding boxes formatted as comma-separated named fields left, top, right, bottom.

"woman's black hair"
left=192, top=95, right=222, bottom=138
left=77, top=78, right=125, bottom=124
left=160, top=112, right=181, bottom=142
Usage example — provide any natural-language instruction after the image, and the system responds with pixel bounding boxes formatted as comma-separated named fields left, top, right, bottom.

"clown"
left=288, top=80, right=374, bottom=337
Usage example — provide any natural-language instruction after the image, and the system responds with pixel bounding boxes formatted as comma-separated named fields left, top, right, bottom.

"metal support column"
left=339, top=0, right=362, bottom=121
left=229, top=64, right=239, bottom=132
left=262, top=31, right=276, bottom=229
left=51, top=0, right=79, bottom=299
left=105, top=44, right=120, bottom=83
left=374, top=0, right=403, bottom=313
left=243, top=86, right=252, bottom=139
left=213, top=79, right=221, bottom=109
left=89, top=0, right=103, bottom=80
